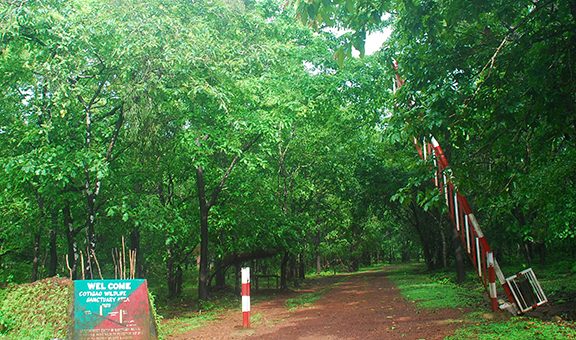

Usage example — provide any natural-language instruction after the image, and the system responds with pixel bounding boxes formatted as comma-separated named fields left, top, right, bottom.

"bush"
left=0, top=277, right=72, bottom=339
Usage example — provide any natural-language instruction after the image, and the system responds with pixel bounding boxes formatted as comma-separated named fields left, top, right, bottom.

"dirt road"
left=170, top=269, right=466, bottom=339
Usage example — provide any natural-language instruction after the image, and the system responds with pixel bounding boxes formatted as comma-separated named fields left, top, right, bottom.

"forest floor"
left=167, top=267, right=467, bottom=339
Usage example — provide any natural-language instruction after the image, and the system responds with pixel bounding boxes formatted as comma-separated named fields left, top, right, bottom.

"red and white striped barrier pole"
left=487, top=252, right=499, bottom=312
left=241, top=267, right=250, bottom=328
left=395, top=63, right=546, bottom=314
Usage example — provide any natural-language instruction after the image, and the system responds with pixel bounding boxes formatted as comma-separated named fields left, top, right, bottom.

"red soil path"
left=169, top=269, right=466, bottom=339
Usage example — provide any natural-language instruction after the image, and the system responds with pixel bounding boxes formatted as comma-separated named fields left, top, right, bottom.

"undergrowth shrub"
left=0, top=277, right=72, bottom=339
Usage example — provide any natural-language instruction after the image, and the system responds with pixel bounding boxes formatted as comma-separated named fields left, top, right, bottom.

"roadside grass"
left=158, top=293, right=239, bottom=338
left=285, top=272, right=348, bottom=311
left=250, top=312, right=263, bottom=324
left=387, top=262, right=576, bottom=339
left=159, top=308, right=220, bottom=338
left=359, top=262, right=389, bottom=272
left=285, top=287, right=330, bottom=310
left=447, top=315, right=576, bottom=339
left=386, top=263, right=484, bottom=309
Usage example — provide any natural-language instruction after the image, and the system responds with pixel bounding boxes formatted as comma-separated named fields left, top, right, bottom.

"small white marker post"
left=241, top=267, right=250, bottom=328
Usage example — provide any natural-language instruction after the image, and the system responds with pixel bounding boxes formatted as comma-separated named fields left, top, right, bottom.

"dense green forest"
left=0, top=0, right=574, bottom=306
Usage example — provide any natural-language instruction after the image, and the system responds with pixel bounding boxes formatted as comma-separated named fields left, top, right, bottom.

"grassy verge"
left=448, top=314, right=576, bottom=339
left=386, top=263, right=484, bottom=309
left=157, top=293, right=239, bottom=338
left=285, top=272, right=347, bottom=311
left=160, top=308, right=220, bottom=338
left=387, top=262, right=576, bottom=339
left=285, top=287, right=330, bottom=310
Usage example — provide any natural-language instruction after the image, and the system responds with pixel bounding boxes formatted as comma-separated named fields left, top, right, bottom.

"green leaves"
left=292, top=0, right=390, bottom=63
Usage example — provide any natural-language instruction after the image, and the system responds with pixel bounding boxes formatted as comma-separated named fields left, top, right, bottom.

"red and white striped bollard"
left=241, top=267, right=250, bottom=328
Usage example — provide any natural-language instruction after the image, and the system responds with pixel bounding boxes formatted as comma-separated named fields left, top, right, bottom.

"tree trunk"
left=196, top=165, right=210, bottom=300
left=298, top=253, right=305, bottom=280
left=166, top=248, right=174, bottom=298
left=452, top=227, right=466, bottom=284
left=85, top=192, right=96, bottom=279
left=350, top=259, right=359, bottom=272
left=362, top=250, right=371, bottom=267
left=439, top=219, right=448, bottom=269
left=280, top=253, right=289, bottom=290
left=214, top=259, right=226, bottom=289
left=410, top=203, right=434, bottom=270
left=31, top=194, right=45, bottom=282
left=166, top=246, right=182, bottom=299
left=64, top=204, right=78, bottom=279
left=401, top=240, right=410, bottom=262
left=441, top=129, right=464, bottom=280
left=31, top=231, right=41, bottom=282
left=523, top=242, right=533, bottom=264
left=401, top=249, right=410, bottom=262
left=175, top=265, right=183, bottom=297
left=536, top=242, right=546, bottom=265
left=194, top=134, right=260, bottom=300
left=288, top=255, right=296, bottom=282
left=315, top=230, right=322, bottom=274
left=48, top=208, right=58, bottom=277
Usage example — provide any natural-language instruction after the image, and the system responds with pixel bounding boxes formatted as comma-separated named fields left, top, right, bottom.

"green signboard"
left=73, top=279, right=157, bottom=339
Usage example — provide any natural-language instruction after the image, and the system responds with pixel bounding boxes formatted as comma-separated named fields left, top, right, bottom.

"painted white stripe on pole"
left=454, top=192, right=460, bottom=231
left=431, top=136, right=439, bottom=148
left=476, top=238, right=481, bottom=277
left=489, top=279, right=497, bottom=296
left=423, top=138, right=427, bottom=161
left=443, top=173, right=449, bottom=207
left=432, top=151, right=438, bottom=187
left=241, top=267, right=250, bottom=284
left=242, top=296, right=250, bottom=312
left=493, top=259, right=507, bottom=285
left=487, top=252, right=497, bottom=297
left=241, top=267, right=250, bottom=328
left=489, top=282, right=497, bottom=299
left=465, top=214, right=471, bottom=254
left=468, top=214, right=484, bottom=238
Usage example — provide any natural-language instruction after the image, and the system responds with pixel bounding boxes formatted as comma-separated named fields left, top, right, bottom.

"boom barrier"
left=393, top=61, right=547, bottom=314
